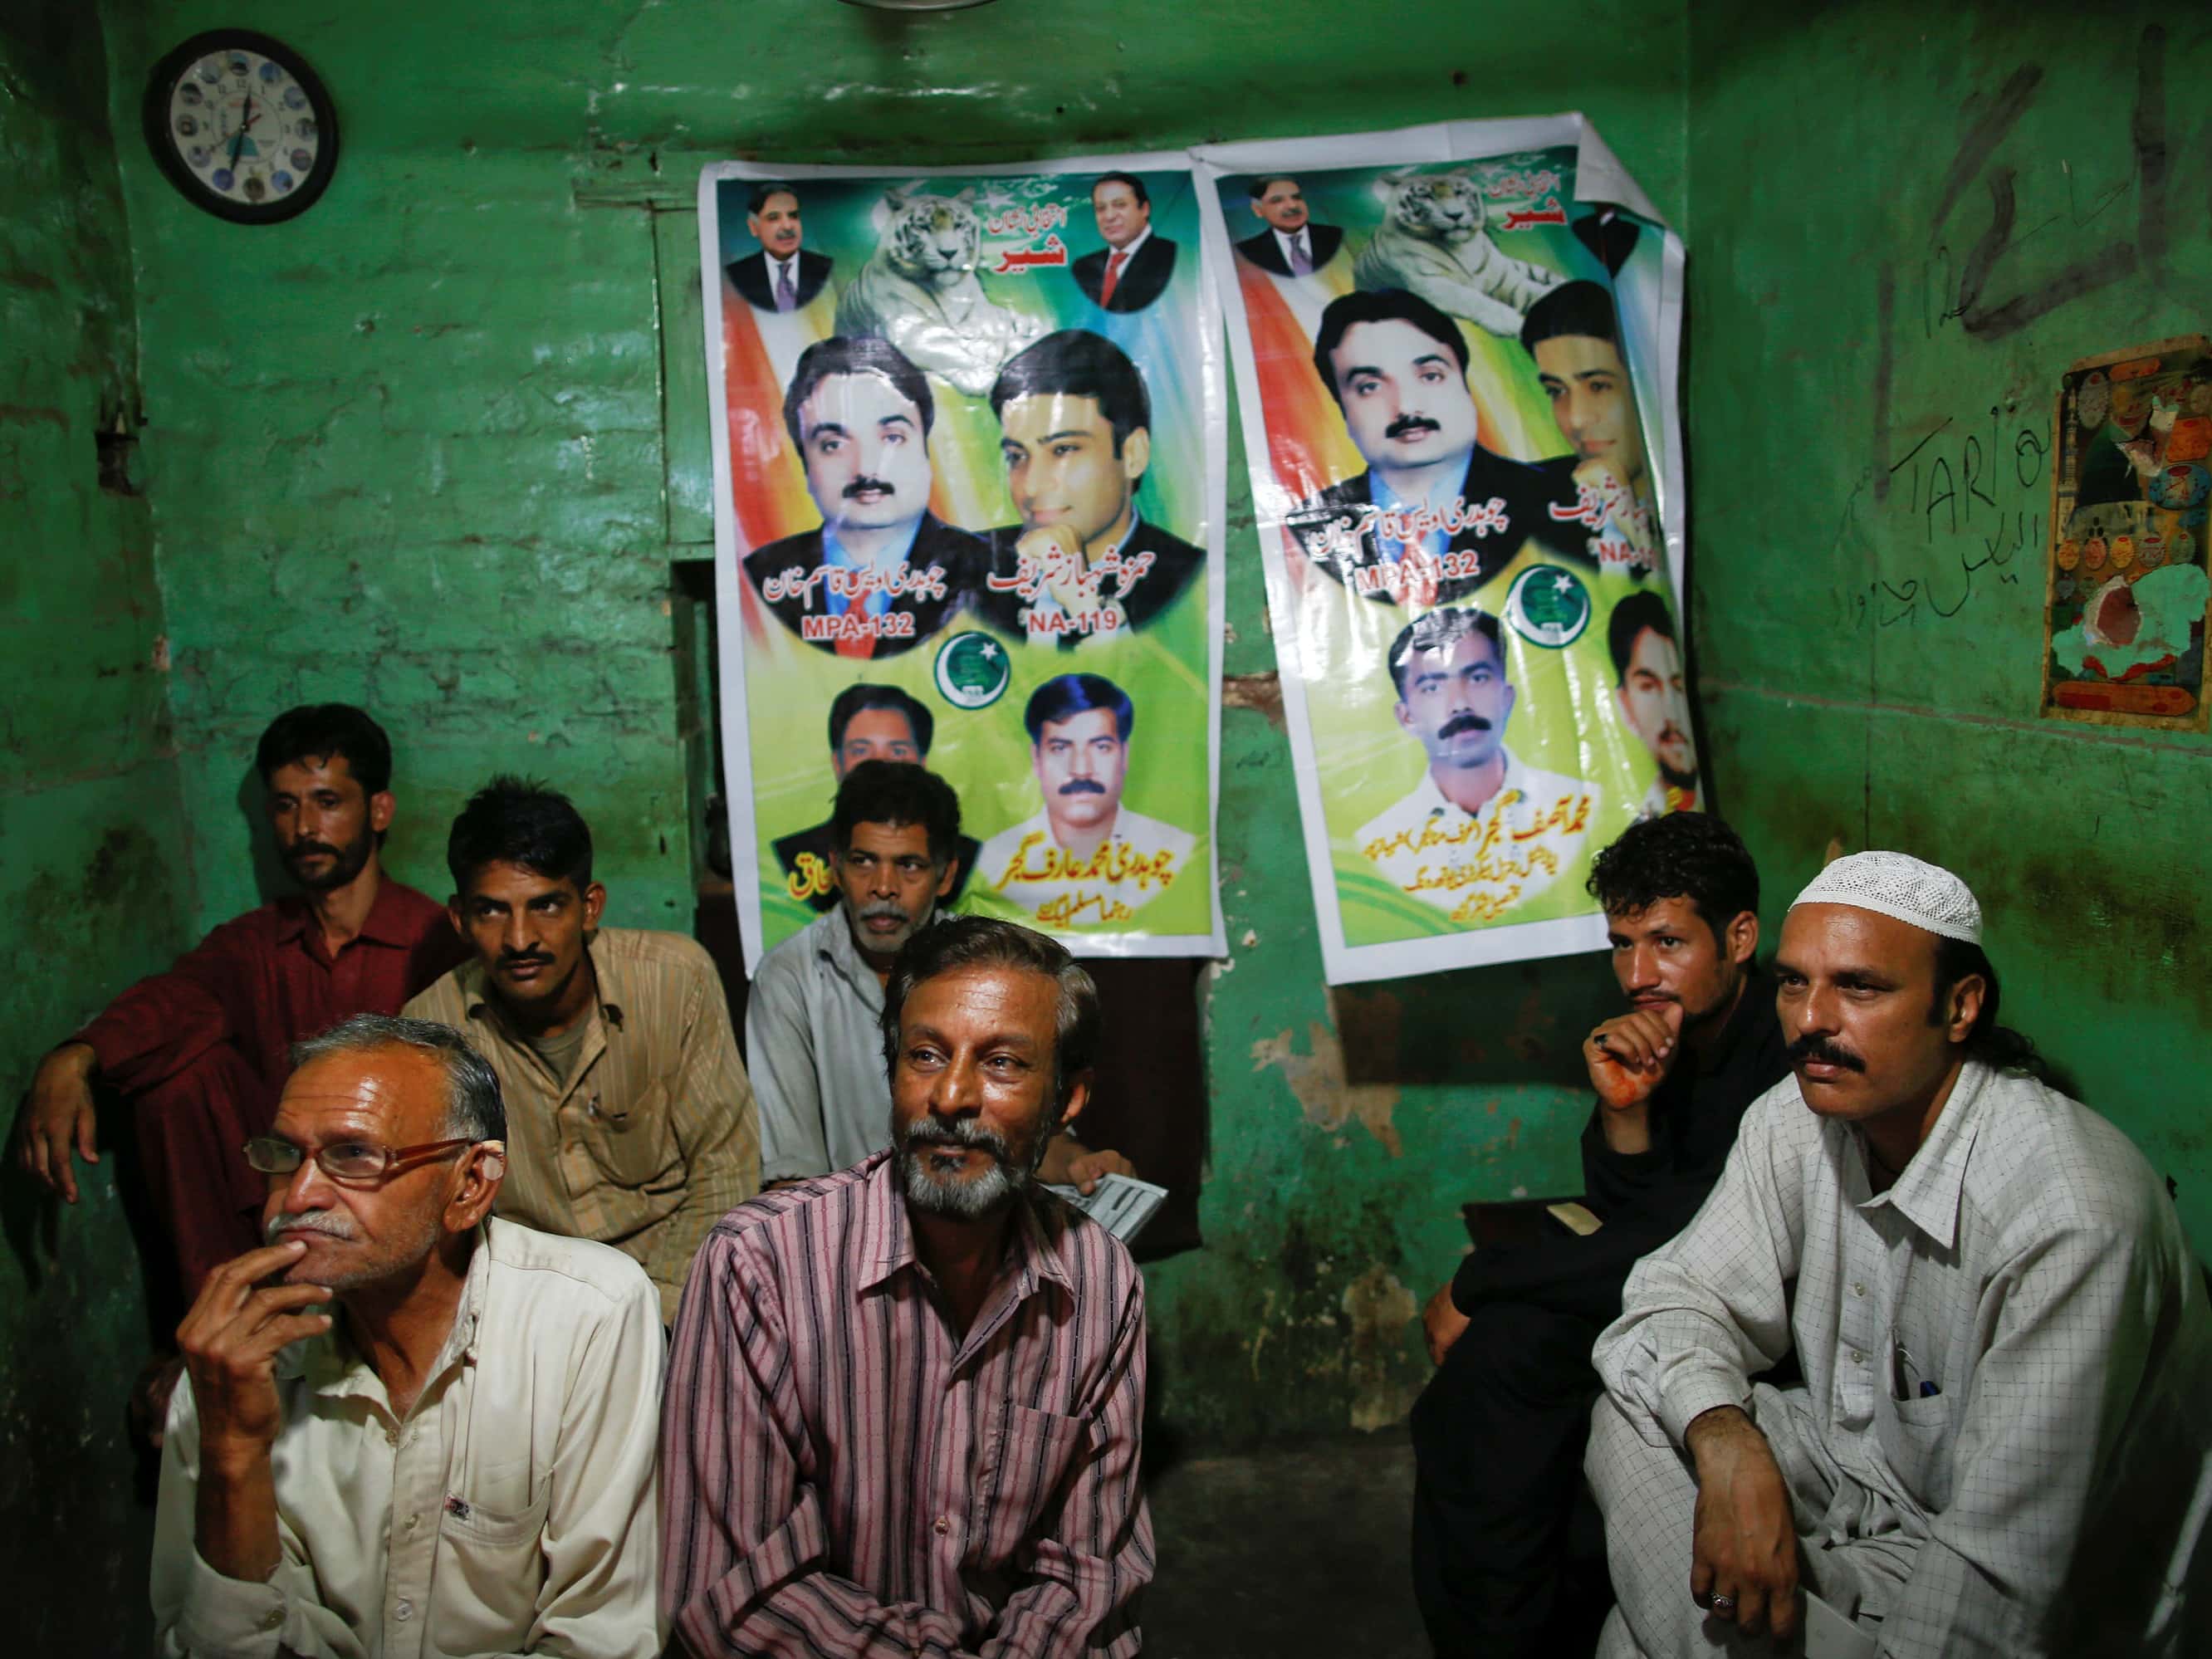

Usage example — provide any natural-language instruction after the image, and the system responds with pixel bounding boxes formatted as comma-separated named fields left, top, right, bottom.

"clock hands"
left=226, top=96, right=261, bottom=170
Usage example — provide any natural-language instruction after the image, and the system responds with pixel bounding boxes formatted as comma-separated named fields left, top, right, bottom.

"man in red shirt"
left=13, top=704, right=464, bottom=1299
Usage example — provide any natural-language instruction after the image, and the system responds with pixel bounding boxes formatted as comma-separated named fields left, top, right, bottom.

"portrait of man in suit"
left=1285, top=287, right=1593, bottom=608
left=727, top=182, right=834, bottom=313
left=976, top=330, right=1205, bottom=648
left=1235, top=176, right=1344, bottom=277
left=1070, top=172, right=1178, bottom=315
left=742, top=335, right=984, bottom=658
left=771, top=683, right=982, bottom=912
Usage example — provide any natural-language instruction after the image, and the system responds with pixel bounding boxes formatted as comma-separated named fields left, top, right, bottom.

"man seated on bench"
left=1412, top=813, right=1788, bottom=1657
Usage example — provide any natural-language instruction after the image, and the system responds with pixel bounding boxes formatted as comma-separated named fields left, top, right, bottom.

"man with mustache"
left=743, top=335, right=985, bottom=659
left=771, top=683, right=982, bottom=913
left=1590, top=852, right=2212, bottom=1657
left=1285, top=287, right=1592, bottom=609
left=975, top=673, right=1196, bottom=926
left=749, top=761, right=1130, bottom=1192
left=1411, top=814, right=1785, bottom=1658
left=1608, top=591, right=1701, bottom=815
left=153, top=1014, right=664, bottom=1657
left=1356, top=607, right=1598, bottom=926
left=404, top=778, right=759, bottom=1324
left=727, top=181, right=833, bottom=313
left=14, top=703, right=464, bottom=1304
left=663, top=916, right=1152, bottom=1657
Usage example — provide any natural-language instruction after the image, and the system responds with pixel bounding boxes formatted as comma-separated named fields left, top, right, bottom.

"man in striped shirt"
left=662, top=916, right=1152, bottom=1657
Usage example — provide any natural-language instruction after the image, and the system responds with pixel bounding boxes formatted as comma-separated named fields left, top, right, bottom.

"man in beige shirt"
left=405, top=777, right=760, bottom=1322
left=153, top=1013, right=663, bottom=1658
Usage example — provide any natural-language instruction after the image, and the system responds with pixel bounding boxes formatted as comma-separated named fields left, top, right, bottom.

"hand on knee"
left=1684, top=1405, right=1799, bottom=1641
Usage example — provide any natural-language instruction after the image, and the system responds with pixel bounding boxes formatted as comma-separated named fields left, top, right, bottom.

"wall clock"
left=143, top=32, right=339, bottom=224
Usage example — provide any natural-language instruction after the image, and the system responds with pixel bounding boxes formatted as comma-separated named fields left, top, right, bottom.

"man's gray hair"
left=291, top=1014, right=507, bottom=1143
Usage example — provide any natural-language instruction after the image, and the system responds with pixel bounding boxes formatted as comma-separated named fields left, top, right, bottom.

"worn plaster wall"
left=91, top=0, right=1689, bottom=1445
left=1687, top=5, right=2212, bottom=1247
left=0, top=3, right=189, bottom=1650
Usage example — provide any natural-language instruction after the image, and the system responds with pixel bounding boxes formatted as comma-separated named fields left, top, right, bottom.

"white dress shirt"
left=153, top=1218, right=666, bottom=1659
left=745, top=908, right=894, bottom=1182
left=1595, top=1060, right=2212, bottom=1657
left=1353, top=748, right=1599, bottom=927
left=974, top=804, right=1194, bottom=926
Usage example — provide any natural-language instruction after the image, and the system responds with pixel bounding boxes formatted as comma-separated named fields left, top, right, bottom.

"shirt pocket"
left=434, top=1475, right=551, bottom=1645
left=1873, top=1387, right=1955, bottom=1515
left=581, top=1080, right=677, bottom=1190
left=975, top=1402, right=1092, bottom=1557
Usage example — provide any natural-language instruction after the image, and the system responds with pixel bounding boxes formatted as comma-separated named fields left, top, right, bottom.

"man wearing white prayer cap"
left=1586, top=851, right=2212, bottom=1659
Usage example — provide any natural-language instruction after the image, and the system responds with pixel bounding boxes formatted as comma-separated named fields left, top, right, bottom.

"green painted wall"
left=1686, top=3, right=2212, bottom=1251
left=0, top=3, right=190, bottom=1651
left=95, top=0, right=1689, bottom=1446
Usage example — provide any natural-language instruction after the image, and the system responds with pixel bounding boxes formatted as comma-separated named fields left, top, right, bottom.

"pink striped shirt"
left=660, top=1151, right=1152, bottom=1657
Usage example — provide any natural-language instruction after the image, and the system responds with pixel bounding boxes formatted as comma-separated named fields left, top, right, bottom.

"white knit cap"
left=1789, top=851, right=1982, bottom=945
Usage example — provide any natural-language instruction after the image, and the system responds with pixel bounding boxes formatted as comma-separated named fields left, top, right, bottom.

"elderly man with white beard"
left=663, top=916, right=1153, bottom=1659
left=150, top=1014, right=664, bottom=1658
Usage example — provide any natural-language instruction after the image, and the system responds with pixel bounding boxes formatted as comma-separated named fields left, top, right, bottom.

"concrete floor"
left=1143, top=1429, right=1431, bottom=1659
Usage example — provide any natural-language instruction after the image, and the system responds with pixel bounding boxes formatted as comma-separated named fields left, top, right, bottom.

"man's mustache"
left=901, top=1116, right=1013, bottom=1164
left=267, top=1211, right=355, bottom=1241
left=285, top=840, right=340, bottom=862
left=1439, top=713, right=1493, bottom=738
left=843, top=476, right=897, bottom=499
left=1386, top=414, right=1443, bottom=441
left=497, top=952, right=555, bottom=970
left=861, top=902, right=909, bottom=924
left=1057, top=778, right=1108, bottom=795
left=1787, top=1034, right=1866, bottom=1072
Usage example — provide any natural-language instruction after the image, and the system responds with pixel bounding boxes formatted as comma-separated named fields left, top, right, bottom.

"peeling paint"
left=1250, top=1021, right=1404, bottom=1157
left=1340, top=1266, right=1420, bottom=1432
left=1221, top=670, right=1285, bottom=728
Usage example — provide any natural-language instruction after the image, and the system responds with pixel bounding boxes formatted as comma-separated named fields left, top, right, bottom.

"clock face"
left=144, top=32, right=339, bottom=223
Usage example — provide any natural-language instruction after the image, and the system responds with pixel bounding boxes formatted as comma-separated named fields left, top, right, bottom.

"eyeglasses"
left=242, top=1136, right=492, bottom=1186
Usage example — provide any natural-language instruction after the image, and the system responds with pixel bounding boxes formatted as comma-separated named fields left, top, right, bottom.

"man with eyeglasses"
left=152, top=1015, right=665, bottom=1658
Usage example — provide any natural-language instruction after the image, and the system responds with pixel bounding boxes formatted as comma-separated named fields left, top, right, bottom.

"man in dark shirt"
left=12, top=705, right=464, bottom=1299
left=1410, top=813, right=1788, bottom=1658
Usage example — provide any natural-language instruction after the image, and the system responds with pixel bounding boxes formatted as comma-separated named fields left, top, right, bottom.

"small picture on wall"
left=2040, top=334, right=2212, bottom=732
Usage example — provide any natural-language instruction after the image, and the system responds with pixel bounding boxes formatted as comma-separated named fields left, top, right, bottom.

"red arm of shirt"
left=72, top=913, right=271, bottom=1095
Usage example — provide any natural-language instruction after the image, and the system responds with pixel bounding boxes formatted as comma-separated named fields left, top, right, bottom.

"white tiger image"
left=834, top=185, right=1044, bottom=399
left=1353, top=168, right=1562, bottom=337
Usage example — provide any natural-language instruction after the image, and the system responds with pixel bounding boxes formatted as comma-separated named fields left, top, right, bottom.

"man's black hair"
left=990, top=330, right=1152, bottom=455
left=1312, top=287, right=1468, bottom=408
left=257, top=704, right=394, bottom=798
left=831, top=761, right=962, bottom=869
left=1092, top=171, right=1149, bottom=209
left=1023, top=674, right=1133, bottom=745
left=1608, top=590, right=1677, bottom=683
left=782, top=335, right=935, bottom=453
left=827, top=683, right=933, bottom=757
left=1930, top=936, right=2054, bottom=1081
left=1520, top=278, right=1623, bottom=358
left=879, top=915, right=1100, bottom=1110
left=1384, top=607, right=1504, bottom=699
left=1247, top=174, right=1300, bottom=200
left=1586, top=813, right=1759, bottom=937
left=447, top=776, right=593, bottom=893
left=747, top=182, right=798, bottom=218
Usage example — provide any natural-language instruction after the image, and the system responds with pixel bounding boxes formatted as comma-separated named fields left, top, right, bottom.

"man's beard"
left=1658, top=757, right=1700, bottom=791
left=894, top=1110, right=1054, bottom=1221
left=842, top=893, right=935, bottom=960
left=282, top=827, right=374, bottom=893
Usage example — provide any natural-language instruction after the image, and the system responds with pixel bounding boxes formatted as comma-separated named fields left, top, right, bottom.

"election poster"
left=699, top=157, right=1227, bottom=971
left=1195, top=118, right=1691, bottom=984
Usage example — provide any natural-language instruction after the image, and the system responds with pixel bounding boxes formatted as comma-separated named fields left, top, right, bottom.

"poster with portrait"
left=2039, top=335, right=2212, bottom=732
left=1195, top=118, right=1691, bottom=985
left=700, top=156, right=1226, bottom=971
